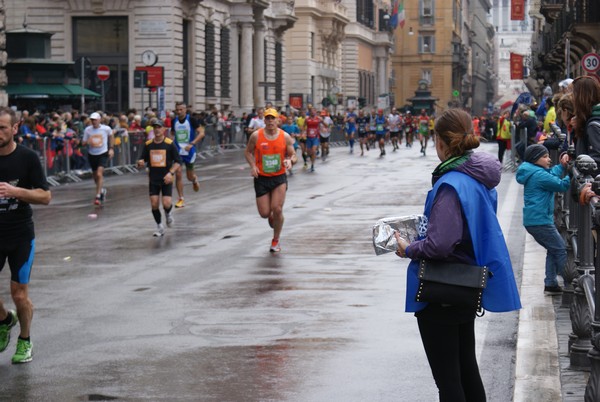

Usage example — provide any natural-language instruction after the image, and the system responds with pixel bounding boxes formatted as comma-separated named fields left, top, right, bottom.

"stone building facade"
left=4, top=0, right=296, bottom=114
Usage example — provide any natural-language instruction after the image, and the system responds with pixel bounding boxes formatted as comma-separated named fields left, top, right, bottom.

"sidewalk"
left=514, top=234, right=590, bottom=401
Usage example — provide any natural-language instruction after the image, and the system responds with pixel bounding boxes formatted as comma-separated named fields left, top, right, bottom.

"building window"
left=422, top=69, right=432, bottom=85
left=220, top=27, right=230, bottom=98
left=420, top=0, right=434, bottom=25
left=419, top=35, right=435, bottom=53
left=311, top=33, right=315, bottom=59
left=205, top=23, right=215, bottom=97
left=357, top=0, right=375, bottom=29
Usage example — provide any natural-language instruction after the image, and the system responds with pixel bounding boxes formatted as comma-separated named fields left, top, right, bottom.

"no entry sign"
left=97, top=65, right=110, bottom=81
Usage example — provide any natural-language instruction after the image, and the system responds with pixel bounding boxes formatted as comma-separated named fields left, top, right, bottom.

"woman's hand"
left=394, top=232, right=410, bottom=258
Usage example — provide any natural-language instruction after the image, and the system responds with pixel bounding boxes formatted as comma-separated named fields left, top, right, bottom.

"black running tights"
left=417, top=316, right=486, bottom=402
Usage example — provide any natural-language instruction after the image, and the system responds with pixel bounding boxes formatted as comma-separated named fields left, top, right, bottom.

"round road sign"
left=452, top=90, right=460, bottom=97
left=582, top=53, right=600, bottom=73
left=97, top=65, right=110, bottom=81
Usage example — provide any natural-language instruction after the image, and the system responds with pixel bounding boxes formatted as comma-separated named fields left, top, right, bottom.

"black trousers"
left=497, top=139, right=508, bottom=163
left=416, top=305, right=486, bottom=402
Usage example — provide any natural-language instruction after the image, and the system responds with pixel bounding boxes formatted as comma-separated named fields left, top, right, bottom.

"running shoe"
left=270, top=239, right=281, bottom=253
left=175, top=198, right=185, bottom=208
left=192, top=180, right=200, bottom=192
left=153, top=223, right=165, bottom=237
left=11, top=338, right=32, bottom=364
left=310, top=165, right=315, bottom=172
left=0, top=310, right=17, bottom=353
left=94, top=197, right=101, bottom=206
left=166, top=212, right=174, bottom=228
left=100, top=188, right=107, bottom=203
left=303, top=163, right=308, bottom=170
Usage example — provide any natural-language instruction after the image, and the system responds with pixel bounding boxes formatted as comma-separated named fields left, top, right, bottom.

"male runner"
left=388, top=108, right=402, bottom=151
left=356, top=109, right=370, bottom=156
left=281, top=115, right=301, bottom=175
left=304, top=108, right=321, bottom=172
left=137, top=119, right=181, bottom=237
left=82, top=112, right=114, bottom=205
left=245, top=108, right=297, bottom=252
left=171, top=102, right=204, bottom=208
left=418, top=109, right=430, bottom=156
left=375, top=109, right=387, bottom=157
left=319, top=110, right=333, bottom=161
left=344, top=108, right=358, bottom=154
left=0, top=106, right=51, bottom=364
left=404, top=111, right=414, bottom=147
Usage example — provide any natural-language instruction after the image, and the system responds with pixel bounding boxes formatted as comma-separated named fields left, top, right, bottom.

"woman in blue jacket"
left=516, top=144, right=570, bottom=294
left=395, top=109, right=521, bottom=401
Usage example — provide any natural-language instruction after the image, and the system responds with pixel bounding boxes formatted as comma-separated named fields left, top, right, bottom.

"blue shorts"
left=345, top=126, right=356, bottom=135
left=306, top=137, right=320, bottom=149
left=0, top=239, right=35, bottom=284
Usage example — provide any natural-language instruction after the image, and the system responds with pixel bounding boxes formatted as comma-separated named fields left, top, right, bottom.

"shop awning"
left=5, top=84, right=101, bottom=99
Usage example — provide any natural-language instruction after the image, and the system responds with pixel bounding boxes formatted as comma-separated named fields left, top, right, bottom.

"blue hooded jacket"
left=405, top=154, right=522, bottom=313
left=515, top=162, right=569, bottom=226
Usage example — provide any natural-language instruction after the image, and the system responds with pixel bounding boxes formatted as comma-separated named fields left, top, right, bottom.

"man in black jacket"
left=516, top=110, right=539, bottom=161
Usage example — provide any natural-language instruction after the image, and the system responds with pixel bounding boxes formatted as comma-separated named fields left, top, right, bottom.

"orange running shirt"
left=255, top=128, right=287, bottom=177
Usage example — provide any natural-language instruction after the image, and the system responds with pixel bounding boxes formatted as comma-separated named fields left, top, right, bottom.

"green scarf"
left=431, top=153, right=471, bottom=185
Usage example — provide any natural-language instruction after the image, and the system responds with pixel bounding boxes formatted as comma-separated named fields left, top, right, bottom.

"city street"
left=0, top=141, right=526, bottom=401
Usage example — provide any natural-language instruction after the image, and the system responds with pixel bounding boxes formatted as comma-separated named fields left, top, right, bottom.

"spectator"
left=572, top=76, right=600, bottom=172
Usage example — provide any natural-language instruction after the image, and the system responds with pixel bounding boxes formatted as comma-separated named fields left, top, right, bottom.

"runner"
left=280, top=115, right=301, bottom=175
left=375, top=109, right=387, bottom=157
left=82, top=112, right=114, bottom=205
left=404, top=110, right=414, bottom=148
left=319, top=109, right=333, bottom=161
left=418, top=109, right=430, bottom=156
left=344, top=108, right=357, bottom=154
left=296, top=109, right=308, bottom=168
left=0, top=106, right=51, bottom=364
left=388, top=108, right=402, bottom=151
left=304, top=107, right=321, bottom=172
left=368, top=110, right=377, bottom=150
left=244, top=108, right=297, bottom=252
left=356, top=109, right=370, bottom=156
left=171, top=102, right=205, bottom=208
left=137, top=119, right=181, bottom=237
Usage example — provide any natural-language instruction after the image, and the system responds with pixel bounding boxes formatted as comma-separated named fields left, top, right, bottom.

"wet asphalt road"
left=0, top=140, right=525, bottom=401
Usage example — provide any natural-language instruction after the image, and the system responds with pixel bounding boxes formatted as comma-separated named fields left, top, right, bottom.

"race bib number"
left=90, top=134, right=104, bottom=148
left=150, top=150, right=167, bottom=167
left=176, top=128, right=189, bottom=143
left=262, top=154, right=282, bottom=173
left=377, top=124, right=384, bottom=132
left=308, top=128, right=318, bottom=137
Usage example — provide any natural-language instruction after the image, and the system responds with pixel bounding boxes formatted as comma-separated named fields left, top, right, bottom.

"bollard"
left=570, top=155, right=597, bottom=369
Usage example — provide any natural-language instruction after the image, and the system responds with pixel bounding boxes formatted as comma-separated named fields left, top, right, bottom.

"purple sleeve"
left=405, top=185, right=464, bottom=260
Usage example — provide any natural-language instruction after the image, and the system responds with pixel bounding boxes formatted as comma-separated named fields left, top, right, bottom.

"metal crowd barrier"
left=555, top=152, right=600, bottom=401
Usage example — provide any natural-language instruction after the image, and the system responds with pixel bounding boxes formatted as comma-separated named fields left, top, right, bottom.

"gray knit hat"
left=524, top=144, right=548, bottom=163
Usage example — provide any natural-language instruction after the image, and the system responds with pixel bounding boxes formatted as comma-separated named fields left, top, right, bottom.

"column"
left=378, top=56, right=387, bottom=98
left=230, top=23, right=239, bottom=109
left=240, top=22, right=254, bottom=111
left=253, top=21, right=265, bottom=108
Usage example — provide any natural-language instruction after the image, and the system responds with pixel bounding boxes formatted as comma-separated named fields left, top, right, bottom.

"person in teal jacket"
left=516, top=144, right=570, bottom=295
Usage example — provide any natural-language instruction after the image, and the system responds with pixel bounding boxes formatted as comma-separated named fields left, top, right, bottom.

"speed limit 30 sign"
left=582, top=53, right=600, bottom=73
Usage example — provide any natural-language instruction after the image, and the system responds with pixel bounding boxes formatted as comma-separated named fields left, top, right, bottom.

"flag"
left=511, top=0, right=525, bottom=20
left=390, top=0, right=399, bottom=29
left=510, top=53, right=524, bottom=80
left=398, top=0, right=405, bottom=28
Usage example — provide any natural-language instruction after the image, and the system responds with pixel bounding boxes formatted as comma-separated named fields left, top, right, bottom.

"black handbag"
left=416, top=260, right=490, bottom=310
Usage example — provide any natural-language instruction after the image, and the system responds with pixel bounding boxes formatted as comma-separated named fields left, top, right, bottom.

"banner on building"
left=511, top=0, right=525, bottom=20
left=510, top=53, right=524, bottom=80
left=289, top=93, right=303, bottom=110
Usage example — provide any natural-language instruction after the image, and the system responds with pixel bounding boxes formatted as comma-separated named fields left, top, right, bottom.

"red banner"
left=289, top=93, right=303, bottom=110
left=135, top=66, right=164, bottom=87
left=510, top=53, right=524, bottom=80
left=511, top=0, right=525, bottom=20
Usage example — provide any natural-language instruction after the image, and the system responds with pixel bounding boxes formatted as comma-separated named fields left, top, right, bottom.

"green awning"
left=5, top=84, right=101, bottom=98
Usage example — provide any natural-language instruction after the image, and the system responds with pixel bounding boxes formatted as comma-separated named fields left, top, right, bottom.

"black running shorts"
left=254, top=174, right=288, bottom=198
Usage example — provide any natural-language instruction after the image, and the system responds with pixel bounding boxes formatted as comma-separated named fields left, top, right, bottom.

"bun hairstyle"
left=434, top=108, right=480, bottom=157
